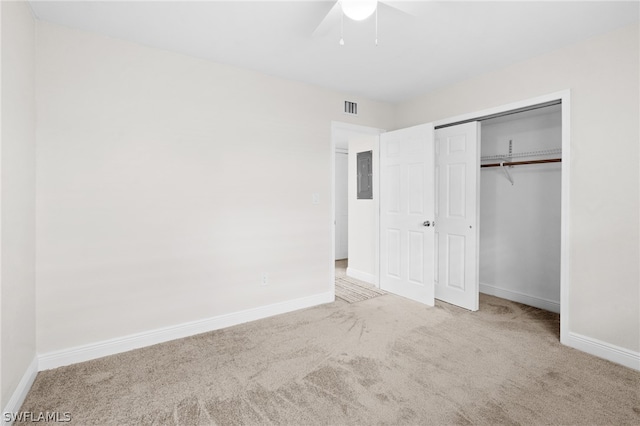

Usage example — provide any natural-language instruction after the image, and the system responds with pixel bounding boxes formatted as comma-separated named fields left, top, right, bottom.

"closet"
left=479, top=104, right=562, bottom=313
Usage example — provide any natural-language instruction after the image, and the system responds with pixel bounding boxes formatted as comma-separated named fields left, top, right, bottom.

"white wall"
left=479, top=110, right=562, bottom=312
left=1, top=0, right=37, bottom=410
left=347, top=134, right=379, bottom=283
left=396, top=24, right=640, bottom=353
left=35, top=22, right=395, bottom=355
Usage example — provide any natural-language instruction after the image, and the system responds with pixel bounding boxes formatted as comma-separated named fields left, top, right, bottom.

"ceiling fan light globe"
left=341, top=0, right=377, bottom=21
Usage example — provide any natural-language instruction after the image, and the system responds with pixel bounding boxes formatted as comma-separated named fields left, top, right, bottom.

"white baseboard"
left=346, top=267, right=375, bottom=285
left=479, top=283, right=639, bottom=371
left=2, top=356, right=38, bottom=426
left=38, top=291, right=334, bottom=371
left=563, top=332, right=640, bottom=371
left=480, top=282, right=560, bottom=314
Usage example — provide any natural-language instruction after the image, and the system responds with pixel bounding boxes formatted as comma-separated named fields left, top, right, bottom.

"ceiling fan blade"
left=312, top=1, right=342, bottom=38
left=380, top=0, right=420, bottom=17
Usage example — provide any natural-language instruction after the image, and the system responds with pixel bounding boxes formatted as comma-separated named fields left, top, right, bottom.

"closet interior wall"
left=479, top=106, right=562, bottom=313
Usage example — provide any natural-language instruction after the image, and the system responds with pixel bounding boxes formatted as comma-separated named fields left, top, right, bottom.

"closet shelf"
left=481, top=158, right=561, bottom=168
left=480, top=147, right=562, bottom=162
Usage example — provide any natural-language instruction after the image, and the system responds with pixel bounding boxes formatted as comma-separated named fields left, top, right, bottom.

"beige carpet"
left=18, top=293, right=640, bottom=425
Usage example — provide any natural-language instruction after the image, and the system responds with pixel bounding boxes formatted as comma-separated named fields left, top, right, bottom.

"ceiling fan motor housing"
left=341, top=0, right=377, bottom=21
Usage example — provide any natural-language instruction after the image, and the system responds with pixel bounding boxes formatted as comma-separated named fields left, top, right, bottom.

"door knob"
left=423, top=221, right=431, bottom=227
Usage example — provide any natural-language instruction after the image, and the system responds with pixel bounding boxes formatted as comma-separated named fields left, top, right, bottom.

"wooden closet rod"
left=481, top=158, right=562, bottom=168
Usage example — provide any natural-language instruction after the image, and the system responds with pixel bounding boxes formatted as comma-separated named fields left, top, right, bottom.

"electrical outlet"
left=261, top=273, right=269, bottom=286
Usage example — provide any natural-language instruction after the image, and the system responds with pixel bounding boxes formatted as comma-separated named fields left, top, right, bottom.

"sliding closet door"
left=434, top=122, right=480, bottom=311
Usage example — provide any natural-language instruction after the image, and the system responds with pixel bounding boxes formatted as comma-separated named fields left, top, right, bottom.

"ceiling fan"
left=312, top=0, right=418, bottom=40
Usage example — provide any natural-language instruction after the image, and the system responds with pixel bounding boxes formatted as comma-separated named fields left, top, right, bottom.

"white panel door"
left=434, top=122, right=480, bottom=311
left=335, top=152, right=348, bottom=260
left=380, top=124, right=435, bottom=305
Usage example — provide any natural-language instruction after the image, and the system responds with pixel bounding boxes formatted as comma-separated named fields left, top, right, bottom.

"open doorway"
left=331, top=122, right=384, bottom=300
left=430, top=97, right=566, bottom=318
left=478, top=103, right=562, bottom=314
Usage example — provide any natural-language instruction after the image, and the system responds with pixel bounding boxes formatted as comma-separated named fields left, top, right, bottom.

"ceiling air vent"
left=344, top=101, right=358, bottom=116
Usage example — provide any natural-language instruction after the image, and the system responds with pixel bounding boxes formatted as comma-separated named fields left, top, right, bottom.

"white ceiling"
left=28, top=1, right=639, bottom=103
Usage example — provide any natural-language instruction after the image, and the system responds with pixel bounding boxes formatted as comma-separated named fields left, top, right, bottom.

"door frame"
left=330, top=121, right=385, bottom=295
left=334, top=149, right=348, bottom=261
left=431, top=90, right=570, bottom=344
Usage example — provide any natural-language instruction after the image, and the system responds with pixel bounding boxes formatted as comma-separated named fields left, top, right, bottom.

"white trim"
left=372, top=133, right=380, bottom=287
left=559, top=93, right=571, bottom=350
left=346, top=267, right=376, bottom=284
left=38, top=292, right=333, bottom=371
left=432, top=90, right=570, bottom=128
left=2, top=357, right=38, bottom=426
left=330, top=123, right=337, bottom=298
left=564, top=332, right=640, bottom=371
left=480, top=283, right=560, bottom=314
